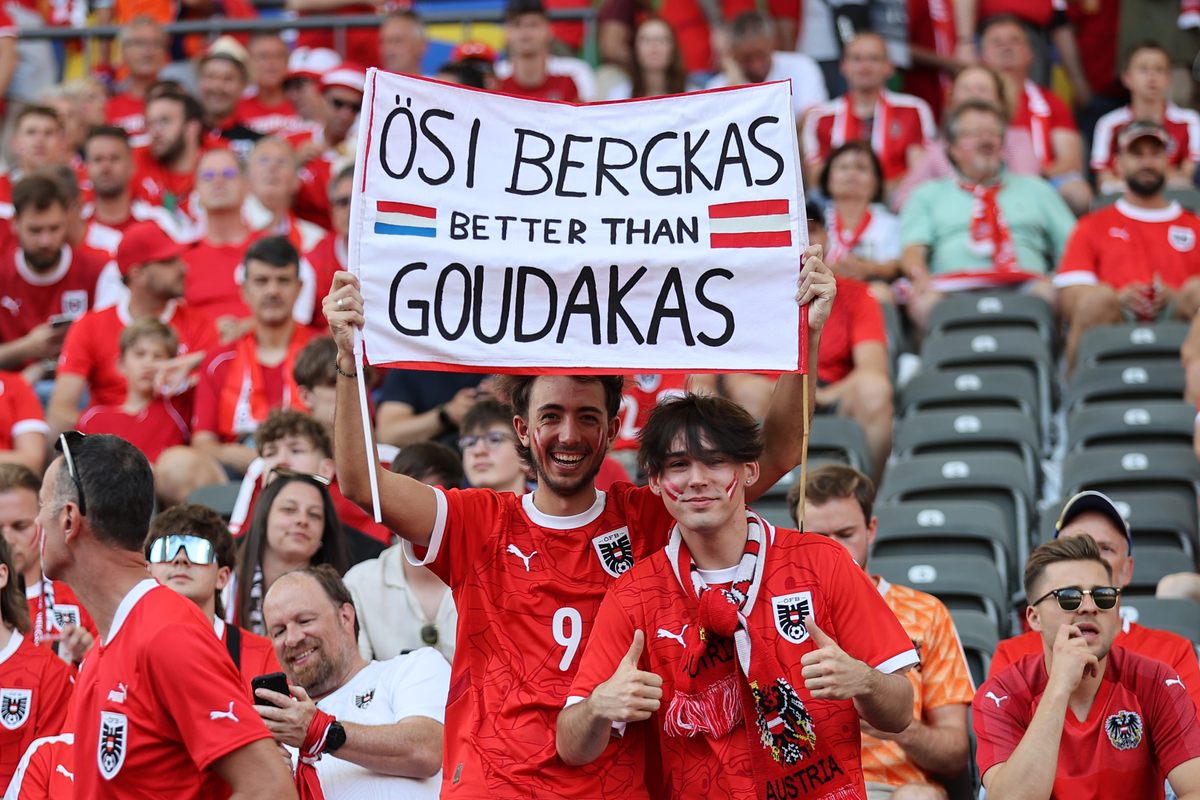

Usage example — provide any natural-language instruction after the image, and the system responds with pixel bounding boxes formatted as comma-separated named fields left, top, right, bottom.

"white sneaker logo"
left=106, top=683, right=127, bottom=704
left=986, top=692, right=1008, bottom=707
left=655, top=626, right=688, bottom=648
left=1166, top=676, right=1185, bottom=689
left=209, top=702, right=239, bottom=723
left=55, top=764, right=74, bottom=781
left=506, top=544, right=537, bottom=572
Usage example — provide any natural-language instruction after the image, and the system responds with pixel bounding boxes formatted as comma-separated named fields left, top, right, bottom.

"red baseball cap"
left=450, top=41, right=497, bottom=64
left=116, top=222, right=185, bottom=276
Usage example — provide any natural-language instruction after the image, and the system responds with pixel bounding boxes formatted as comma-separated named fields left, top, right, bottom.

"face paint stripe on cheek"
left=724, top=474, right=739, bottom=500
left=661, top=479, right=683, bottom=501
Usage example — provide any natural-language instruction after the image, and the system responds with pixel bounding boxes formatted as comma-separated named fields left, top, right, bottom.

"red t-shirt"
left=72, top=580, right=274, bottom=798
left=1090, top=105, right=1200, bottom=173
left=904, top=0, right=956, bottom=117
left=294, top=9, right=379, bottom=70
left=107, top=93, right=147, bottom=146
left=1065, top=0, right=1122, bottom=98
left=0, top=371, right=48, bottom=449
left=0, top=244, right=108, bottom=354
left=497, top=73, right=581, bottom=102
left=78, top=396, right=192, bottom=461
left=214, top=618, right=281, bottom=699
left=233, top=95, right=309, bottom=138
left=183, top=235, right=257, bottom=322
left=569, top=529, right=919, bottom=799
left=406, top=483, right=676, bottom=798
left=132, top=147, right=196, bottom=215
left=192, top=329, right=309, bottom=442
left=0, top=632, right=75, bottom=790
left=989, top=622, right=1200, bottom=713
left=802, top=92, right=936, bottom=181
left=303, top=233, right=343, bottom=330
left=3, top=731, right=75, bottom=800
left=818, top=276, right=886, bottom=385
left=615, top=374, right=689, bottom=451
left=1011, top=81, right=1078, bottom=168
left=975, top=647, right=1200, bottom=797
left=57, top=301, right=219, bottom=408
left=26, top=578, right=98, bottom=654
left=1055, top=201, right=1200, bottom=291
left=978, top=0, right=1055, bottom=27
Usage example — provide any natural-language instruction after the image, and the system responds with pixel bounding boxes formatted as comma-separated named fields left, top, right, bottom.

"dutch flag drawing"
left=374, top=201, right=437, bottom=238
left=708, top=199, right=792, bottom=249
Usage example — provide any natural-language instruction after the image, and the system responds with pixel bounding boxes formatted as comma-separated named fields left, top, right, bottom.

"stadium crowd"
left=0, top=0, right=1197, bottom=797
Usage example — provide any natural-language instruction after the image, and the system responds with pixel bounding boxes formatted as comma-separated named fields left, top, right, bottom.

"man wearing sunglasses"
left=973, top=535, right=1200, bottom=800
left=990, top=490, right=1200, bottom=713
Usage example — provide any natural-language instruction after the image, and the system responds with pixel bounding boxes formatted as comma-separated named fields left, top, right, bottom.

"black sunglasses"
left=328, top=97, right=359, bottom=112
left=268, top=466, right=331, bottom=487
left=1031, top=585, right=1120, bottom=612
left=55, top=431, right=87, bottom=517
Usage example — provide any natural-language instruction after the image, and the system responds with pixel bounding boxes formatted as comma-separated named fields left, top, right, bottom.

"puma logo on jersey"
left=1107, top=227, right=1131, bottom=241
left=0, top=297, right=20, bottom=316
left=655, top=626, right=688, bottom=648
left=985, top=692, right=1008, bottom=707
left=506, top=544, right=537, bottom=572
left=209, top=702, right=239, bottom=723
left=55, top=764, right=74, bottom=781
left=107, top=683, right=127, bottom=704
left=1166, top=676, right=1185, bottom=689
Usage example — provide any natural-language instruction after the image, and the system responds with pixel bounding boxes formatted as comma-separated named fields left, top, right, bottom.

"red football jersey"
left=213, top=618, right=281, bottom=699
left=106, top=93, right=147, bottom=146
left=57, top=300, right=219, bottom=408
left=0, top=244, right=108, bottom=354
left=975, top=647, right=1200, bottom=798
left=0, top=632, right=75, bottom=789
left=569, top=529, right=919, bottom=799
left=78, top=396, right=191, bottom=461
left=0, top=371, right=48, bottom=450
left=802, top=92, right=936, bottom=181
left=72, top=580, right=274, bottom=799
left=990, top=621, right=1200, bottom=713
left=303, top=233, right=344, bottom=330
left=405, top=483, right=676, bottom=797
left=818, top=276, right=886, bottom=385
left=183, top=236, right=257, bottom=321
left=1090, top=104, right=1200, bottom=173
left=1056, top=201, right=1200, bottom=291
left=26, top=578, right=98, bottom=654
left=233, top=95, right=311, bottom=138
left=496, top=74, right=581, bottom=103
left=614, top=374, right=689, bottom=451
left=132, top=147, right=196, bottom=215
left=1011, top=81, right=1078, bottom=167
left=4, top=731, right=75, bottom=800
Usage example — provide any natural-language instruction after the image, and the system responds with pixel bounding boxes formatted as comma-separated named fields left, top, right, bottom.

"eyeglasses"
left=1031, top=585, right=1121, bottom=612
left=55, top=431, right=87, bottom=517
left=457, top=431, right=514, bottom=451
left=198, top=167, right=240, bottom=182
left=268, top=466, right=332, bottom=487
left=328, top=97, right=360, bottom=113
left=148, top=534, right=217, bottom=565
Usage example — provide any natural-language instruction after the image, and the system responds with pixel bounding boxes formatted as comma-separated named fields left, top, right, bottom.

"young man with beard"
left=973, top=535, right=1200, bottom=799
left=326, top=248, right=835, bottom=798
left=1057, top=121, right=1200, bottom=369
left=134, top=87, right=206, bottom=216
left=558, top=394, right=917, bottom=799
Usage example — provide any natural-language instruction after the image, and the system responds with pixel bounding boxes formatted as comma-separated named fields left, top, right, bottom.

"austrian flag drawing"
left=374, top=201, right=437, bottom=238
left=708, top=199, right=792, bottom=249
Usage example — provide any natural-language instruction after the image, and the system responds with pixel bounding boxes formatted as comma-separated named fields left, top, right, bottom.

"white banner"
left=348, top=71, right=807, bottom=373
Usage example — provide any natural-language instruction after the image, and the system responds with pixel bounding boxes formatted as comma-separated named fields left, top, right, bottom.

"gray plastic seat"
left=927, top=293, right=1055, bottom=341
left=950, top=609, right=1000, bottom=688
left=873, top=554, right=1011, bottom=637
left=1125, top=546, right=1190, bottom=596
left=1075, top=321, right=1190, bottom=368
left=899, top=367, right=1046, bottom=448
left=1067, top=401, right=1196, bottom=452
left=187, top=482, right=240, bottom=520
left=1065, top=364, right=1185, bottom=412
left=893, top=409, right=1041, bottom=492
left=808, top=416, right=873, bottom=474
left=1120, top=598, right=1200, bottom=645
left=1063, top=445, right=1200, bottom=503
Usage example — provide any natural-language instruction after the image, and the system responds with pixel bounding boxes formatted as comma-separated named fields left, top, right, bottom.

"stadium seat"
left=187, top=482, right=241, bottom=521
left=807, top=416, right=873, bottom=474
left=1125, top=546, right=1188, bottom=597
left=872, top=554, right=1011, bottom=636
left=873, top=500, right=1018, bottom=596
left=892, top=409, right=1041, bottom=493
left=927, top=293, right=1055, bottom=341
left=898, top=367, right=1046, bottom=447
left=949, top=609, right=1001, bottom=688
left=1074, top=321, right=1190, bottom=369
left=919, top=331, right=1055, bottom=451
left=1062, top=445, right=1200, bottom=504
left=1064, top=364, right=1185, bottom=412
left=878, top=453, right=1035, bottom=566
left=1038, top=488, right=1198, bottom=561
left=1120, top=598, right=1200, bottom=645
left=1066, top=400, right=1196, bottom=452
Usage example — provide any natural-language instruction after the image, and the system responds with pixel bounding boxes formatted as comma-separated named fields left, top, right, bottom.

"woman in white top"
left=606, top=18, right=695, bottom=100
left=820, top=140, right=903, bottom=283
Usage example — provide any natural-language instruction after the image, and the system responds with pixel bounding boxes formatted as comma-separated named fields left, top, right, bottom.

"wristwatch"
left=323, top=720, right=347, bottom=754
left=437, top=404, right=455, bottom=432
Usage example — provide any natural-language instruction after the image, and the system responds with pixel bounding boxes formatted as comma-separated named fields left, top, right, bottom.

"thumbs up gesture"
left=799, top=616, right=873, bottom=700
left=588, top=630, right=665, bottom=723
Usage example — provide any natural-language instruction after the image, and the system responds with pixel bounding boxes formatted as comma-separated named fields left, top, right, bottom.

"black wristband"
left=437, top=404, right=455, bottom=431
left=335, top=360, right=358, bottom=379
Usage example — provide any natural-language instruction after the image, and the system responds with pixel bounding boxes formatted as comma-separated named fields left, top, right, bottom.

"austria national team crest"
left=1105, top=710, right=1144, bottom=750
left=98, top=711, right=128, bottom=779
left=772, top=591, right=813, bottom=644
left=0, top=687, right=31, bottom=730
left=52, top=605, right=80, bottom=631
left=592, top=528, right=635, bottom=578
left=1169, top=225, right=1196, bottom=252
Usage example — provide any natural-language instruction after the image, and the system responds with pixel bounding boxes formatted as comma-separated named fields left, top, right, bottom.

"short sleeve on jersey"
left=402, top=486, right=506, bottom=588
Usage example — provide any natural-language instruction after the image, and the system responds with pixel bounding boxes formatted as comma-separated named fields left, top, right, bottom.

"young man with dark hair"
left=134, top=87, right=206, bottom=215
left=36, top=432, right=295, bottom=797
left=974, top=535, right=1200, bottom=799
left=144, top=503, right=281, bottom=694
left=327, top=248, right=835, bottom=796
left=459, top=399, right=528, bottom=495
left=559, top=394, right=917, bottom=798
left=236, top=34, right=307, bottom=138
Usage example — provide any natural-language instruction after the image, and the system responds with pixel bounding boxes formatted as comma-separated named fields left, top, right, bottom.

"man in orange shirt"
left=799, top=464, right=974, bottom=800
left=989, top=490, right=1200, bottom=714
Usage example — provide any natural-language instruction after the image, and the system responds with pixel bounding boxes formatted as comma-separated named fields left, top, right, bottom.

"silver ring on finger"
left=337, top=297, right=346, bottom=308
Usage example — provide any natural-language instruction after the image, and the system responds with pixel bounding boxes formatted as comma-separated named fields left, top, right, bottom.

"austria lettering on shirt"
left=0, top=370, right=49, bottom=449
left=568, top=530, right=919, bottom=799
left=0, top=631, right=75, bottom=790
left=57, top=300, right=218, bottom=407
left=1055, top=200, right=1200, bottom=291
left=615, top=374, right=689, bottom=451
left=212, top=617, right=281, bottom=699
left=72, top=580, right=274, bottom=799
left=304, top=233, right=345, bottom=330
left=402, top=485, right=677, bottom=798
left=183, top=235, right=259, bottom=321
left=0, top=244, right=107, bottom=347
left=1090, top=104, right=1200, bottom=172
left=77, top=395, right=191, bottom=461
left=106, top=93, right=148, bottom=146
left=802, top=91, right=936, bottom=180
left=974, top=647, right=1200, bottom=798
left=818, top=275, right=886, bottom=384
left=496, top=73, right=581, bottom=102
left=1011, top=81, right=1078, bottom=168
left=26, top=577, right=98, bottom=653
left=234, top=94, right=312, bottom=138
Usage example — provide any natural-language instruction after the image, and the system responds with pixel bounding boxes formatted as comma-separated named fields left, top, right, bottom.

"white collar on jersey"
left=522, top=490, right=607, bottom=530
left=105, top=579, right=159, bottom=645
left=116, top=298, right=178, bottom=327
left=15, top=245, right=71, bottom=286
left=1115, top=198, right=1183, bottom=223
left=0, top=629, right=22, bottom=665
left=213, top=616, right=225, bottom=640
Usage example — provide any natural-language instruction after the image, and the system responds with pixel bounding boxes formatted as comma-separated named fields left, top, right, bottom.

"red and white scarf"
left=664, top=513, right=819, bottom=797
left=296, top=709, right=336, bottom=800
left=826, top=208, right=874, bottom=265
left=830, top=92, right=904, bottom=176
left=1023, top=81, right=1054, bottom=167
left=958, top=178, right=1018, bottom=272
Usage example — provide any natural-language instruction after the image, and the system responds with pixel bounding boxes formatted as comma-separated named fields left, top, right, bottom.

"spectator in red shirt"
left=135, top=86, right=206, bottom=216
left=288, top=65, right=364, bottom=232
left=144, top=503, right=282, bottom=695
left=0, top=373, right=48, bottom=473
left=304, top=165, right=352, bottom=330
left=197, top=39, right=264, bottom=160
left=282, top=47, right=339, bottom=139
left=379, top=9, right=427, bottom=76
left=497, top=0, right=582, bottom=102
left=244, top=137, right=324, bottom=256
left=1058, top=121, right=1200, bottom=368
left=106, top=18, right=168, bottom=147
left=236, top=33, right=307, bottom=138
left=979, top=15, right=1093, bottom=215
left=0, top=106, right=72, bottom=219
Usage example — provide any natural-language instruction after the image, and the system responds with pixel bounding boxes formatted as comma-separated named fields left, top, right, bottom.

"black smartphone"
left=251, top=672, right=290, bottom=707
